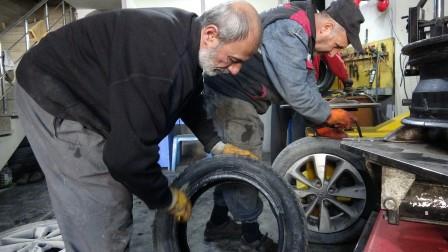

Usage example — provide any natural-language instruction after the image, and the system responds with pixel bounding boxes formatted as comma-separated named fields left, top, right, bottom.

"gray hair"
left=199, top=2, right=251, bottom=43
left=320, top=11, right=345, bottom=33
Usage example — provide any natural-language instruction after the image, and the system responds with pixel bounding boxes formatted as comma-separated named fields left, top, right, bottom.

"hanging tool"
left=353, top=63, right=359, bottom=81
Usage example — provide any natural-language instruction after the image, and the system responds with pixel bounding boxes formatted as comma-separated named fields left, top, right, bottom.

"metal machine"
left=402, top=0, right=448, bottom=128
left=341, top=1, right=448, bottom=251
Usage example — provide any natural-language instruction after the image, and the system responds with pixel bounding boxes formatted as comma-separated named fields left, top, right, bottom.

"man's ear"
left=320, top=21, right=335, bottom=35
left=324, top=22, right=336, bottom=32
left=201, top=24, right=220, bottom=48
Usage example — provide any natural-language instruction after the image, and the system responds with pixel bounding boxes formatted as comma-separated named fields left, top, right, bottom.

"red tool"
left=377, top=0, right=389, bottom=12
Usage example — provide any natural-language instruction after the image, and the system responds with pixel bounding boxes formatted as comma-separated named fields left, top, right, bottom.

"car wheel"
left=0, top=219, right=65, bottom=251
left=272, top=137, right=377, bottom=244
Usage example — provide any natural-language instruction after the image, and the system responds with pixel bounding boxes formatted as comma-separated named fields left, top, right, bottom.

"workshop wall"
left=76, top=9, right=96, bottom=19
left=123, top=0, right=284, bottom=13
left=392, top=1, right=448, bottom=114
left=327, top=0, right=448, bottom=115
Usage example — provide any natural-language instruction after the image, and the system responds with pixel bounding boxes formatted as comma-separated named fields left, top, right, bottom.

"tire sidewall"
left=317, top=62, right=336, bottom=93
left=153, top=156, right=308, bottom=252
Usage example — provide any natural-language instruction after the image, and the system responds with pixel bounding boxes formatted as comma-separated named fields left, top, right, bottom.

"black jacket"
left=16, top=8, right=219, bottom=209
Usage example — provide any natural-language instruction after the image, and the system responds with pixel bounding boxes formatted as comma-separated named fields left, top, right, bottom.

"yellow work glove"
left=211, top=141, right=259, bottom=160
left=223, top=144, right=259, bottom=160
left=167, top=187, right=192, bottom=222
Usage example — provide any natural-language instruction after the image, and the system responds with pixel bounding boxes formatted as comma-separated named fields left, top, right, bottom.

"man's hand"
left=211, top=141, right=259, bottom=160
left=325, top=109, right=355, bottom=129
left=316, top=127, right=348, bottom=140
left=168, top=187, right=192, bottom=222
left=222, top=144, right=259, bottom=160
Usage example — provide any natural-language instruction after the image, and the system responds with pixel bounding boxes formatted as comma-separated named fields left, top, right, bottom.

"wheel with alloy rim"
left=272, top=137, right=377, bottom=244
left=0, top=219, right=65, bottom=251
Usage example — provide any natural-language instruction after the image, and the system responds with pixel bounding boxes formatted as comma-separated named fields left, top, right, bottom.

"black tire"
left=316, top=60, right=335, bottom=93
left=153, top=156, right=308, bottom=252
left=272, top=137, right=377, bottom=244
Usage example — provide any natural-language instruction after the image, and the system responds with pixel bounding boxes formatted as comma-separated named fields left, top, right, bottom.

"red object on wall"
left=354, top=0, right=361, bottom=7
left=377, top=0, right=389, bottom=12
left=321, top=53, right=349, bottom=82
left=364, top=211, right=448, bottom=252
left=313, top=54, right=348, bottom=81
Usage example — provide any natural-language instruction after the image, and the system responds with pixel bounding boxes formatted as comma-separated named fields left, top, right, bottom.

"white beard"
left=199, top=46, right=229, bottom=76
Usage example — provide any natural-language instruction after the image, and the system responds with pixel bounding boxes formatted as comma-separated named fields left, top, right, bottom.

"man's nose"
left=228, top=63, right=242, bottom=75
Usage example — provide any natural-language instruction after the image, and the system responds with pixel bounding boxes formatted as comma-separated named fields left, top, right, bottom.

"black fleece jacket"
left=16, top=8, right=220, bottom=209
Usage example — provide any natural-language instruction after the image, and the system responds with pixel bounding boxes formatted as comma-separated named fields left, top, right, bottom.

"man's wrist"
left=211, top=141, right=225, bottom=155
left=167, top=188, right=177, bottom=210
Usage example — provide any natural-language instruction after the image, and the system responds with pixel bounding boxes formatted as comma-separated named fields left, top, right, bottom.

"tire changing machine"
left=341, top=1, right=448, bottom=250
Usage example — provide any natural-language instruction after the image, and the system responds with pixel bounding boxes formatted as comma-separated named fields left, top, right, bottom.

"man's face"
left=199, top=40, right=254, bottom=76
left=315, top=23, right=349, bottom=56
left=199, top=25, right=257, bottom=76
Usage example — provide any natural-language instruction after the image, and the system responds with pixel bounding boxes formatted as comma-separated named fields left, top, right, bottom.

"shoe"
left=204, top=219, right=242, bottom=242
left=239, top=234, right=278, bottom=252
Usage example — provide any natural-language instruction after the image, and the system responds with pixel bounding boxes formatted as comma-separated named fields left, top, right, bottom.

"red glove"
left=325, top=109, right=355, bottom=129
left=316, top=127, right=348, bottom=140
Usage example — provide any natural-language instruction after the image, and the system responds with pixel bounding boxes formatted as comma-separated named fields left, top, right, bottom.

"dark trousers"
left=269, top=104, right=306, bottom=163
left=16, top=85, right=132, bottom=252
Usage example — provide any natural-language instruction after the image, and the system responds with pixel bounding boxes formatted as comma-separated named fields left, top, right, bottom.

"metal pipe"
left=0, top=81, right=6, bottom=114
left=6, top=33, right=27, bottom=51
left=62, top=1, right=66, bottom=25
left=24, top=20, right=30, bottom=51
left=201, top=0, right=205, bottom=14
left=69, top=7, right=73, bottom=23
left=0, top=0, right=48, bottom=39
left=0, top=50, right=6, bottom=114
left=417, top=0, right=428, bottom=8
left=44, top=3, right=50, bottom=31
left=48, top=15, right=64, bottom=31
left=434, top=0, right=444, bottom=18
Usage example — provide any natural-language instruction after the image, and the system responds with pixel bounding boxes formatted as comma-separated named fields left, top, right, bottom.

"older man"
left=203, top=0, right=364, bottom=251
left=15, top=1, right=261, bottom=251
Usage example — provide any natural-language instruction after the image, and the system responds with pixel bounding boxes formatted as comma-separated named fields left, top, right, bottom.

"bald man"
left=15, top=1, right=261, bottom=251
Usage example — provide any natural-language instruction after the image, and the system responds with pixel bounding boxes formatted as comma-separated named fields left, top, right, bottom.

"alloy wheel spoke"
left=39, top=240, right=65, bottom=248
left=327, top=198, right=357, bottom=218
left=305, top=197, right=319, bottom=217
left=288, top=169, right=315, bottom=189
left=1, top=237, right=36, bottom=244
left=332, top=185, right=366, bottom=199
left=327, top=163, right=348, bottom=188
left=45, top=229, right=61, bottom=238
left=319, top=201, right=331, bottom=232
left=293, top=189, right=316, bottom=199
left=313, top=154, right=327, bottom=184
left=0, top=242, right=31, bottom=251
left=18, top=245, right=34, bottom=252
